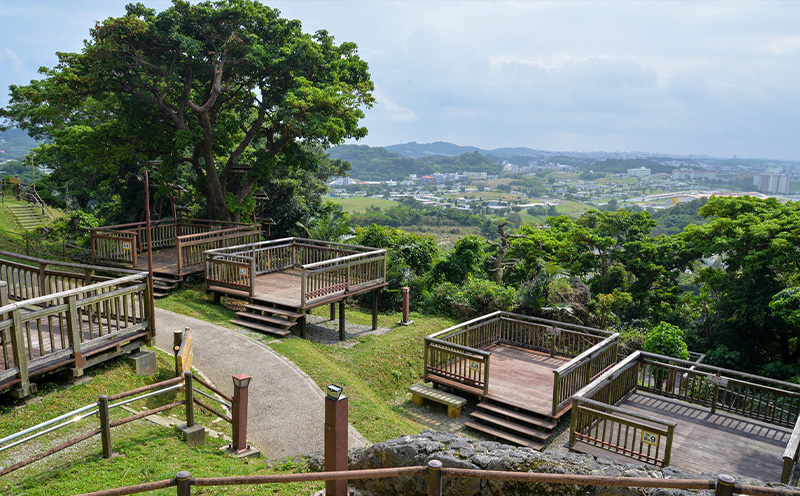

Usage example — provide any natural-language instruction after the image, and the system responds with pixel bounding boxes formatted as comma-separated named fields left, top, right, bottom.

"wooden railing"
left=570, top=350, right=800, bottom=470
left=783, top=416, right=800, bottom=484
left=0, top=273, right=152, bottom=397
left=424, top=312, right=617, bottom=412
left=204, top=238, right=386, bottom=306
left=0, top=251, right=139, bottom=302
left=90, top=218, right=259, bottom=275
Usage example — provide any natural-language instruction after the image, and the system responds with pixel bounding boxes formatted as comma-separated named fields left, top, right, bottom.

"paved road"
left=153, top=308, right=369, bottom=459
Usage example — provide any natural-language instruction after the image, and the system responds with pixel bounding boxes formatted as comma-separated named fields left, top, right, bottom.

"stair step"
left=469, top=411, right=549, bottom=441
left=235, top=311, right=296, bottom=328
left=465, top=421, right=544, bottom=450
left=476, top=402, right=557, bottom=430
left=243, top=303, right=303, bottom=319
left=230, top=318, right=291, bottom=337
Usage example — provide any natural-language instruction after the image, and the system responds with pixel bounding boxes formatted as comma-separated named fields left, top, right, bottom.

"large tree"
left=1, top=0, right=374, bottom=221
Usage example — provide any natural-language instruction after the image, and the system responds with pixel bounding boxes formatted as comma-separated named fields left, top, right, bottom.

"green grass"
left=0, top=198, right=28, bottom=252
left=155, top=284, right=241, bottom=330
left=0, top=350, right=321, bottom=495
left=328, top=196, right=397, bottom=213
left=269, top=307, right=459, bottom=442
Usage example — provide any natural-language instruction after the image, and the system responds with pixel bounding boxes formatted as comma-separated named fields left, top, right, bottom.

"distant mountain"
left=0, top=128, right=36, bottom=162
left=385, top=141, right=481, bottom=158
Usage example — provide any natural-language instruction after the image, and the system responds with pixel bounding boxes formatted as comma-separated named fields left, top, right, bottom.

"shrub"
left=642, top=321, right=690, bottom=360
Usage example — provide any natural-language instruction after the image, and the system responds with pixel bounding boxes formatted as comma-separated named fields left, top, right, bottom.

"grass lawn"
left=0, top=350, right=322, bottom=496
left=0, top=198, right=29, bottom=253
left=328, top=196, right=397, bottom=213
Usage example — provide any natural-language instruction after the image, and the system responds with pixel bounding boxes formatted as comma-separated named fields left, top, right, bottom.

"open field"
left=328, top=195, right=397, bottom=213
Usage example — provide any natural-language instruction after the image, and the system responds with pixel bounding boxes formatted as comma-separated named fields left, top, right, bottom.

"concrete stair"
left=230, top=302, right=302, bottom=338
left=8, top=204, right=50, bottom=230
left=465, top=399, right=558, bottom=450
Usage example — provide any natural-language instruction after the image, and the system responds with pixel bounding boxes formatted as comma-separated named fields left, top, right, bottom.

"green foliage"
left=295, top=202, right=353, bottom=242
left=430, top=235, right=487, bottom=285
left=424, top=279, right=515, bottom=320
left=642, top=322, right=690, bottom=360
left=52, top=211, right=101, bottom=247
left=1, top=0, right=373, bottom=223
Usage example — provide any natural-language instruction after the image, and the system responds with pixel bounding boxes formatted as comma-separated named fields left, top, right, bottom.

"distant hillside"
left=0, top=128, right=37, bottom=162
left=585, top=158, right=676, bottom=174
left=327, top=145, right=502, bottom=181
left=385, top=141, right=481, bottom=158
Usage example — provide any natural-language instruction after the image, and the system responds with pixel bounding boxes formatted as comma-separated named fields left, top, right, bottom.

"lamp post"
left=231, top=374, right=251, bottom=453
left=324, top=384, right=348, bottom=496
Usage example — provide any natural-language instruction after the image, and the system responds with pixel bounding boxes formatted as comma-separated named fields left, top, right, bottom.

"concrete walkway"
left=153, top=308, right=369, bottom=459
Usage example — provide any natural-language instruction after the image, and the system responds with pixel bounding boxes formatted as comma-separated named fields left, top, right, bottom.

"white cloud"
left=0, top=48, right=23, bottom=73
left=761, top=35, right=800, bottom=55
left=372, top=90, right=418, bottom=123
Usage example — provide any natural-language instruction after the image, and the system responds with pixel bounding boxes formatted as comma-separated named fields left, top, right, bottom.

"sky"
left=1, top=1, right=799, bottom=160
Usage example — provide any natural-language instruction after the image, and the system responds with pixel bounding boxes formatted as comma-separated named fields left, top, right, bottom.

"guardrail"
left=0, top=371, right=241, bottom=478
left=424, top=312, right=617, bottom=414
left=0, top=272, right=152, bottom=397
left=783, top=416, right=800, bottom=484
left=90, top=219, right=260, bottom=274
left=569, top=351, right=800, bottom=472
left=204, top=238, right=386, bottom=306
left=64, top=460, right=800, bottom=496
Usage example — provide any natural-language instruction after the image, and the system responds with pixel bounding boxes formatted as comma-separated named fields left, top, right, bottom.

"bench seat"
left=409, top=383, right=467, bottom=418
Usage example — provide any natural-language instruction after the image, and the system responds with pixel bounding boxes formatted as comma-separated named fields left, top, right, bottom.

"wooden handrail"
left=782, top=416, right=800, bottom=483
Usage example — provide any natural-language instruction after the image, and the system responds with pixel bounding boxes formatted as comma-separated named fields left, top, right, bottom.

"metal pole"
left=714, top=474, right=736, bottom=496
left=324, top=393, right=348, bottom=496
left=184, top=372, right=195, bottom=428
left=98, top=395, right=112, bottom=459
left=144, top=170, right=156, bottom=337
left=427, top=459, right=443, bottom=496
left=231, top=375, right=251, bottom=453
left=176, top=471, right=192, bottom=496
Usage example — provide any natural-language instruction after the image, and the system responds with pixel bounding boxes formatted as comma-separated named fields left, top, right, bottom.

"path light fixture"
left=326, top=384, right=344, bottom=400
left=232, top=374, right=251, bottom=389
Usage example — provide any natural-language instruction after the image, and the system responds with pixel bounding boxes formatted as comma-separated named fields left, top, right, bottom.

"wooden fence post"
left=176, top=471, right=192, bottom=496
left=184, top=372, right=195, bottom=428
left=10, top=309, right=31, bottom=398
left=98, top=395, right=112, bottom=458
left=427, top=459, right=443, bottom=496
left=714, top=474, right=736, bottom=496
left=663, top=423, right=675, bottom=466
left=66, top=294, right=85, bottom=377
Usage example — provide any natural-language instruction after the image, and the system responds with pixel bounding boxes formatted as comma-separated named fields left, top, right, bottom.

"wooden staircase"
left=152, top=274, right=182, bottom=298
left=465, top=398, right=558, bottom=450
left=231, top=301, right=303, bottom=338
left=8, top=203, right=50, bottom=230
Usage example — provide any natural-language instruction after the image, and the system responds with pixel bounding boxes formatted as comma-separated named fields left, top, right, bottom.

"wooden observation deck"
left=570, top=351, right=800, bottom=483
left=204, top=238, right=387, bottom=339
left=424, top=312, right=619, bottom=449
left=90, top=218, right=261, bottom=295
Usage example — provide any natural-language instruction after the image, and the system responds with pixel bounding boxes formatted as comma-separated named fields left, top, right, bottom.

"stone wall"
left=308, top=431, right=773, bottom=496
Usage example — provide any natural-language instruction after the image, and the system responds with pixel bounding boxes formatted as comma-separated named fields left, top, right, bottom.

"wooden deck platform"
left=575, top=391, right=792, bottom=481
left=484, top=344, right=570, bottom=417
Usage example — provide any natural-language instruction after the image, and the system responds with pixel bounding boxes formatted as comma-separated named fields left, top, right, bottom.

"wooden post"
left=324, top=392, right=348, bottom=496
left=714, top=474, right=736, bottom=496
left=184, top=372, right=195, bottom=428
left=231, top=374, right=251, bottom=453
left=144, top=171, right=155, bottom=338
left=549, top=327, right=556, bottom=357
left=37, top=264, right=47, bottom=300
left=663, top=423, right=675, bottom=466
left=552, top=371, right=561, bottom=418
left=176, top=471, right=192, bottom=496
left=338, top=300, right=346, bottom=341
left=483, top=355, right=490, bottom=396
left=568, top=398, right=578, bottom=446
left=710, top=373, right=721, bottom=414
left=98, top=395, right=112, bottom=458
left=371, top=290, right=378, bottom=330
left=10, top=309, right=31, bottom=397
left=426, top=459, right=443, bottom=496
left=249, top=258, right=256, bottom=298
left=329, top=302, right=336, bottom=321
left=66, top=295, right=85, bottom=377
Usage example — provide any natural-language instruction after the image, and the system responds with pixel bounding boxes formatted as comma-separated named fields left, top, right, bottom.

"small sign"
left=122, top=241, right=131, bottom=250
left=707, top=375, right=729, bottom=387
left=176, top=329, right=193, bottom=375
left=642, top=430, right=659, bottom=446
left=238, top=266, right=249, bottom=277
left=469, top=361, right=481, bottom=371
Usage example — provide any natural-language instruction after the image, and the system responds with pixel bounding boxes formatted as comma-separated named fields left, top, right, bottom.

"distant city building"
left=627, top=167, right=651, bottom=178
left=753, top=174, right=790, bottom=194
left=463, top=172, right=488, bottom=179
left=672, top=169, right=717, bottom=181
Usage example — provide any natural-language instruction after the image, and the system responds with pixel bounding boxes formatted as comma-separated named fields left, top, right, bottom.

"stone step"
left=464, top=421, right=544, bottom=450
left=230, top=318, right=291, bottom=337
left=469, top=411, right=549, bottom=441
left=235, top=311, right=296, bottom=328
left=476, top=401, right=556, bottom=431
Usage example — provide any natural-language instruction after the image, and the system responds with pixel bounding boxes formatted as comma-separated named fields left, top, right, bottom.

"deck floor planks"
left=483, top=344, right=570, bottom=416
left=617, top=391, right=792, bottom=481
left=134, top=247, right=182, bottom=275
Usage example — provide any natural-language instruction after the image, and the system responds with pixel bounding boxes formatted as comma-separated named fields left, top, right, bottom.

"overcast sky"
left=1, top=1, right=798, bottom=160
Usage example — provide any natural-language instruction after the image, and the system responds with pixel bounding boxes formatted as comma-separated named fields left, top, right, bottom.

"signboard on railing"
left=642, top=430, right=659, bottom=446
left=238, top=266, right=249, bottom=277
left=176, top=329, right=193, bottom=375
left=469, top=361, right=481, bottom=371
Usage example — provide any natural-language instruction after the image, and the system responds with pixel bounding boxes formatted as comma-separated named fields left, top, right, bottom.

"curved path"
left=153, top=308, right=369, bottom=459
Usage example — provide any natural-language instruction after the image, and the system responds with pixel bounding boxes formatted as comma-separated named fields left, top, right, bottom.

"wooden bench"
left=409, top=383, right=467, bottom=418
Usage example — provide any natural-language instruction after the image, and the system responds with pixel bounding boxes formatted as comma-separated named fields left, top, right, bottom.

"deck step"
left=235, top=311, right=297, bottom=328
left=207, top=285, right=251, bottom=300
left=230, top=319, right=291, bottom=337
left=243, top=303, right=303, bottom=319
left=469, top=411, right=549, bottom=441
left=465, top=421, right=544, bottom=450
left=476, top=402, right=557, bottom=430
